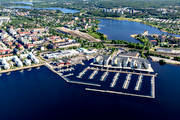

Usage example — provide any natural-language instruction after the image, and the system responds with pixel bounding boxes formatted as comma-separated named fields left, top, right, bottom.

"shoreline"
left=104, top=17, right=142, bottom=22
left=0, top=63, right=44, bottom=74
left=150, top=56, right=180, bottom=65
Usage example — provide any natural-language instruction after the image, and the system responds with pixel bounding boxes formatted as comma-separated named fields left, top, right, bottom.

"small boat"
left=27, top=68, right=32, bottom=71
left=6, top=72, right=11, bottom=75
left=36, top=67, right=40, bottom=70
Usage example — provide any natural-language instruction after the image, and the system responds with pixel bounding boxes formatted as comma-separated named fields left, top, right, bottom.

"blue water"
left=7, top=1, right=79, bottom=14
left=8, top=6, right=79, bottom=13
left=98, top=19, right=180, bottom=43
left=0, top=61, right=180, bottom=120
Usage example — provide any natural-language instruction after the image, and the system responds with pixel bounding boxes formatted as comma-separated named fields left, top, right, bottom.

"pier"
left=89, top=70, right=98, bottom=79
left=134, top=75, right=143, bottom=91
left=122, top=74, right=132, bottom=89
left=88, top=67, right=155, bottom=77
left=100, top=72, right=109, bottom=81
left=77, top=67, right=89, bottom=78
left=58, top=67, right=74, bottom=72
left=63, top=73, right=74, bottom=77
left=110, top=73, right=120, bottom=87
left=151, top=76, right=155, bottom=98
left=85, top=88, right=154, bottom=98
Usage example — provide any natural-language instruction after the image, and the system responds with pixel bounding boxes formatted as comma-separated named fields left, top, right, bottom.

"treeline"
left=110, top=40, right=148, bottom=50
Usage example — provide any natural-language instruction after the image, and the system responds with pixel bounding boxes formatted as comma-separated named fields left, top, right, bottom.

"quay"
left=77, top=67, right=89, bottom=78
left=122, top=74, right=132, bottom=89
left=89, top=70, right=98, bottom=79
left=134, top=75, right=143, bottom=91
left=110, top=73, right=120, bottom=87
left=100, top=71, right=109, bottom=81
left=85, top=88, right=154, bottom=98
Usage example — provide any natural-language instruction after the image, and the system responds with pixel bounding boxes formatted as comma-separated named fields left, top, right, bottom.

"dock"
left=77, top=67, right=89, bottom=78
left=85, top=88, right=154, bottom=99
left=100, top=72, right=109, bottom=81
left=89, top=70, right=98, bottom=79
left=122, top=74, right=132, bottom=89
left=58, top=67, right=74, bottom=72
left=110, top=73, right=120, bottom=87
left=89, top=67, right=155, bottom=77
left=134, top=75, right=143, bottom=91
left=151, top=76, right=155, bottom=98
left=63, top=73, right=74, bottom=77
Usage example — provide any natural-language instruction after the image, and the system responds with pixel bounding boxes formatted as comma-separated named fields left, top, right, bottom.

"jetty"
left=122, top=74, right=132, bottom=89
left=89, top=70, right=98, bottom=79
left=151, top=76, right=155, bottom=98
left=63, top=73, right=74, bottom=77
left=134, top=75, right=143, bottom=91
left=85, top=88, right=154, bottom=98
left=100, top=72, right=109, bottom=81
left=110, top=73, right=120, bottom=87
left=77, top=67, right=89, bottom=78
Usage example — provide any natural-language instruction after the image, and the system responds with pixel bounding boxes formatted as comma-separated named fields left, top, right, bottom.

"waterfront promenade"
left=0, top=63, right=44, bottom=74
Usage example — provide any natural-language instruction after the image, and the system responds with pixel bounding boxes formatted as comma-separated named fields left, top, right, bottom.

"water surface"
left=0, top=62, right=179, bottom=120
left=98, top=19, right=180, bottom=43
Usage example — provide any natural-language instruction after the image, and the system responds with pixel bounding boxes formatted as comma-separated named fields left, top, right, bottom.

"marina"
left=50, top=58, right=157, bottom=98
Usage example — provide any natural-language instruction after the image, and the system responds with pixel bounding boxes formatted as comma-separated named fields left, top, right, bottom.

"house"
left=26, top=44, right=35, bottom=49
left=17, top=44, right=24, bottom=50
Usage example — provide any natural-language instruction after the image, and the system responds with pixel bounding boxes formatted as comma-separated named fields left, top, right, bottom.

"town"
left=0, top=0, right=179, bottom=99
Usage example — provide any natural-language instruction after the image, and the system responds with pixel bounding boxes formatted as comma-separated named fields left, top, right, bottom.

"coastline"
left=0, top=63, right=44, bottom=74
left=105, top=17, right=142, bottom=22
left=150, top=56, right=180, bottom=65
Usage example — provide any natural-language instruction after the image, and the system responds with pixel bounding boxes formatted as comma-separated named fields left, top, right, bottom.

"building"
left=24, top=59, right=31, bottom=66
